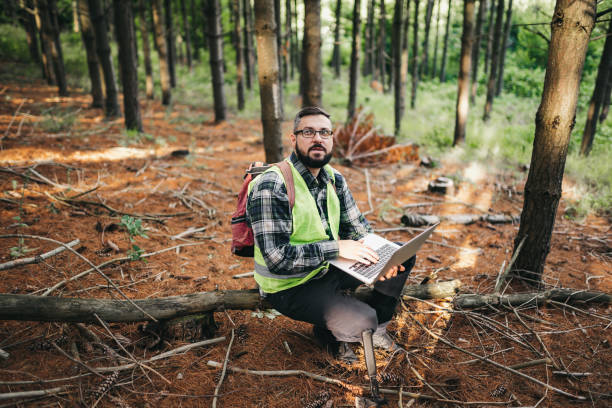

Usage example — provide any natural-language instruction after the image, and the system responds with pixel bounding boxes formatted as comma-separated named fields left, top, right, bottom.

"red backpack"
left=231, top=161, right=295, bottom=257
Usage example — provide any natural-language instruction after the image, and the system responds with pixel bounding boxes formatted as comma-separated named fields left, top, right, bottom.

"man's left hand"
left=378, top=264, right=405, bottom=281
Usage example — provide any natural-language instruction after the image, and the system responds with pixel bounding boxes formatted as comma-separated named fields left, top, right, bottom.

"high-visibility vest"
left=250, top=160, right=340, bottom=293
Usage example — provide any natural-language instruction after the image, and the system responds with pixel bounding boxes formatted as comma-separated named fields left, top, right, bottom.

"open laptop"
left=329, top=223, right=439, bottom=285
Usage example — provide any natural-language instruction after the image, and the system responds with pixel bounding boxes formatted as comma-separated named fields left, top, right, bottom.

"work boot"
left=312, top=326, right=358, bottom=364
left=336, top=341, right=358, bottom=364
left=372, top=331, right=399, bottom=351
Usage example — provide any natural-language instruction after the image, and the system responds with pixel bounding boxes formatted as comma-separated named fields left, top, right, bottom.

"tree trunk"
left=113, top=0, right=142, bottom=132
left=431, top=0, right=441, bottom=78
left=364, top=0, right=375, bottom=77
left=512, top=0, right=596, bottom=285
left=164, top=0, right=176, bottom=87
left=377, top=0, right=387, bottom=91
left=482, top=0, right=504, bottom=121
left=470, top=0, right=486, bottom=104
left=138, top=0, right=154, bottom=100
left=439, top=0, right=451, bottom=82
left=88, top=0, right=120, bottom=116
left=580, top=17, right=612, bottom=156
left=495, top=0, right=512, bottom=96
left=484, top=0, right=494, bottom=75
left=402, top=0, right=411, bottom=118
left=233, top=0, right=245, bottom=111
left=410, top=0, right=420, bottom=108
left=191, top=0, right=200, bottom=61
left=421, top=0, right=434, bottom=77
left=332, top=0, right=342, bottom=78
left=284, top=0, right=292, bottom=80
left=600, top=76, right=612, bottom=123
left=76, top=0, right=103, bottom=108
left=152, top=0, right=172, bottom=105
left=254, top=0, right=283, bottom=163
left=455, top=288, right=610, bottom=309
left=393, top=0, right=405, bottom=135
left=18, top=1, right=41, bottom=65
left=348, top=0, right=362, bottom=120
left=453, top=0, right=475, bottom=146
left=0, top=281, right=463, bottom=323
left=301, top=0, right=322, bottom=107
left=180, top=0, right=192, bottom=69
left=39, top=0, right=68, bottom=96
left=34, top=1, right=55, bottom=84
left=242, top=0, right=254, bottom=90
left=206, top=0, right=227, bottom=122
left=274, top=0, right=284, bottom=117
left=292, top=0, right=299, bottom=79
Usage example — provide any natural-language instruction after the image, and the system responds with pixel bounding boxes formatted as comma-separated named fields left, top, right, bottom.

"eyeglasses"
left=294, top=128, right=334, bottom=139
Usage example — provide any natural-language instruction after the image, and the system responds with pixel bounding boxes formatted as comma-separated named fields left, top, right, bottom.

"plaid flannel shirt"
left=246, top=152, right=372, bottom=276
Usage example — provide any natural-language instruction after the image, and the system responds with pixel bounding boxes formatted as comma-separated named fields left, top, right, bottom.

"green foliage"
left=39, top=106, right=78, bottom=133
left=120, top=215, right=148, bottom=261
left=501, top=64, right=545, bottom=98
left=0, top=24, right=30, bottom=62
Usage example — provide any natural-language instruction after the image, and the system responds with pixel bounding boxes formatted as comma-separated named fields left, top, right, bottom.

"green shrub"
left=0, top=24, right=30, bottom=62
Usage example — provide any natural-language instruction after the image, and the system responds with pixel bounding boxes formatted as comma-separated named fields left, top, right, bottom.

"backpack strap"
left=274, top=161, right=295, bottom=210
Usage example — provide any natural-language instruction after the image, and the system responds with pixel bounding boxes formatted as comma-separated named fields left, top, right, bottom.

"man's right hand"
left=337, top=240, right=379, bottom=265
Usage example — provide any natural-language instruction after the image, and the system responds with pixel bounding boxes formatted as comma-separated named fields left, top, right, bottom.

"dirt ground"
left=0, top=73, right=610, bottom=408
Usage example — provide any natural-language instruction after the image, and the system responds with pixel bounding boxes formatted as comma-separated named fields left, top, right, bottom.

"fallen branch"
left=454, top=288, right=611, bottom=309
left=0, top=386, right=68, bottom=402
left=212, top=329, right=235, bottom=408
left=0, top=239, right=79, bottom=271
left=0, top=281, right=462, bottom=323
left=401, top=213, right=519, bottom=227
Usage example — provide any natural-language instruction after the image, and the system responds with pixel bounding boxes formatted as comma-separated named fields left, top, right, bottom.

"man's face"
left=290, top=114, right=334, bottom=169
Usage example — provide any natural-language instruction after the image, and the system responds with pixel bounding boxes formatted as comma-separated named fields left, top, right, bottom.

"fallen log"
left=401, top=213, right=519, bottom=226
left=0, top=280, right=462, bottom=323
left=454, top=288, right=611, bottom=309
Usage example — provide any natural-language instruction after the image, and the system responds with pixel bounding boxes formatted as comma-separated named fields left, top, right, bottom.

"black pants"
left=266, top=256, right=415, bottom=342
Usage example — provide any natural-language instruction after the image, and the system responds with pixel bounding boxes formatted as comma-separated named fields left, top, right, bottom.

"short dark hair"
left=293, top=106, right=331, bottom=132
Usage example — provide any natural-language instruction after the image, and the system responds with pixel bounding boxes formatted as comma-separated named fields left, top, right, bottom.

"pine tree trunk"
left=76, top=0, right=103, bottom=108
left=401, top=0, right=411, bottom=118
left=482, top=0, right=504, bottom=121
left=191, top=0, right=200, bottom=60
left=242, top=0, right=254, bottom=90
left=580, top=17, right=612, bottom=156
left=495, top=0, right=512, bottom=96
left=332, top=0, right=342, bottom=78
left=439, top=0, right=451, bottom=82
left=364, top=0, right=375, bottom=77
left=138, top=0, right=154, bottom=100
left=292, top=0, right=299, bottom=78
left=88, top=0, right=120, bottom=116
left=512, top=0, right=596, bottom=285
left=348, top=0, right=362, bottom=120
left=377, top=0, right=387, bottom=91
left=253, top=0, right=283, bottom=163
left=39, top=0, right=68, bottom=96
left=600, top=76, right=612, bottom=123
left=164, top=0, right=176, bottom=88
left=152, top=0, right=172, bottom=105
left=206, top=0, right=227, bottom=122
left=484, top=0, right=494, bottom=75
left=284, top=0, right=291, bottom=81
left=411, top=0, right=420, bottom=108
left=432, top=0, right=441, bottom=78
left=233, top=0, right=245, bottom=111
left=34, top=2, right=55, bottom=84
left=470, top=0, right=486, bottom=104
left=453, top=0, right=475, bottom=146
left=421, top=0, right=434, bottom=77
left=18, top=1, right=41, bottom=65
left=274, top=0, right=283, bottom=117
left=180, top=0, right=192, bottom=69
left=301, top=0, right=322, bottom=107
left=113, top=0, right=142, bottom=132
left=393, top=0, right=404, bottom=135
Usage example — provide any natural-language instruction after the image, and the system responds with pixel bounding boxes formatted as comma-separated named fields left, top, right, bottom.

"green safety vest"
left=249, top=160, right=340, bottom=293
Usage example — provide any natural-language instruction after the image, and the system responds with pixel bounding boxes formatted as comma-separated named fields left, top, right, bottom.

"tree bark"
left=580, top=17, right=612, bottom=156
left=484, top=0, right=495, bottom=75
left=34, top=1, right=55, bottom=84
left=439, top=0, right=451, bottom=82
left=453, top=0, right=475, bottom=146
left=254, top=0, right=283, bottom=163
left=138, top=0, right=154, bottom=100
left=76, top=0, right=103, bottom=108
left=18, top=1, right=41, bottom=65
left=332, top=0, right=342, bottom=78
left=431, top=0, right=441, bottom=78
left=284, top=0, right=292, bottom=80
left=482, top=0, right=504, bottom=121
left=113, top=0, right=142, bottom=132
left=454, top=288, right=610, bottom=309
left=152, top=0, right=172, bottom=105
left=470, top=0, right=486, bottom=104
left=392, top=0, right=405, bottom=135
left=410, top=0, right=420, bottom=108
left=191, top=0, right=200, bottom=60
left=180, top=0, right=192, bottom=69
left=88, top=0, right=120, bottom=116
left=421, top=0, right=435, bottom=77
left=377, top=0, right=387, bottom=90
left=292, top=0, right=299, bottom=79
left=600, top=75, right=612, bottom=123
left=164, top=0, right=176, bottom=87
left=0, top=281, right=463, bottom=323
left=495, top=0, right=512, bottom=96
left=364, top=0, right=375, bottom=77
left=301, top=0, right=322, bottom=107
left=38, top=0, right=68, bottom=96
left=348, top=0, right=362, bottom=121
left=512, top=0, right=596, bottom=284
left=274, top=0, right=284, bottom=117
left=233, top=0, right=245, bottom=111
left=401, top=0, right=411, bottom=118
left=242, top=0, right=255, bottom=90
left=206, top=0, right=227, bottom=122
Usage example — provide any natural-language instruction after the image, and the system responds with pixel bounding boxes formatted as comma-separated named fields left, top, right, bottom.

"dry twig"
left=212, top=329, right=235, bottom=408
left=0, top=239, right=79, bottom=271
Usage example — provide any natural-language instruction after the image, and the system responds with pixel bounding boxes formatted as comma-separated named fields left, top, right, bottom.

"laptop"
left=329, top=223, right=439, bottom=285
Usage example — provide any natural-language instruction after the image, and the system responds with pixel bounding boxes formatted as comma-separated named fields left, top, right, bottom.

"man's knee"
left=328, top=306, right=377, bottom=342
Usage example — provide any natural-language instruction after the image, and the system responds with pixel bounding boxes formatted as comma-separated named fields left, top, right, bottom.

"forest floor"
left=0, top=72, right=610, bottom=408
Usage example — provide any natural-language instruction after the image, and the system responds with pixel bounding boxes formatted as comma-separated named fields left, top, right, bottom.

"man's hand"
left=337, top=240, right=379, bottom=265
left=378, top=264, right=406, bottom=281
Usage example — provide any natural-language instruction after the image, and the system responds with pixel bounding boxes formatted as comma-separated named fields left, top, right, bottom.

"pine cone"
left=303, top=390, right=331, bottom=408
left=236, top=324, right=249, bottom=344
left=29, top=334, right=69, bottom=351
left=491, top=384, right=507, bottom=397
left=378, top=371, right=403, bottom=385
left=90, top=371, right=119, bottom=400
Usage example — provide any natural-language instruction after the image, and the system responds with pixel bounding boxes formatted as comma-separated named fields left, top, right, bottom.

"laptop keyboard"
left=349, top=243, right=396, bottom=279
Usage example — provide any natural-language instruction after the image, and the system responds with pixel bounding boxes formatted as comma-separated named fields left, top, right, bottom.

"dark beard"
left=296, top=145, right=332, bottom=168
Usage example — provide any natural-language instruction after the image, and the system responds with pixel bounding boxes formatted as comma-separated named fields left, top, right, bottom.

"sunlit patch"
left=452, top=248, right=479, bottom=269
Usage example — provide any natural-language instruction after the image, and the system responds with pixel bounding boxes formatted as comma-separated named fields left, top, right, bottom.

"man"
left=247, top=106, right=415, bottom=363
